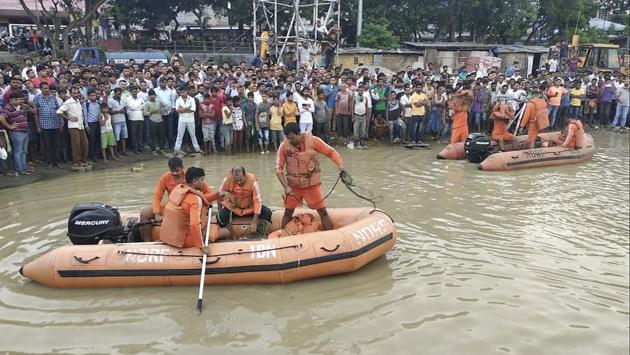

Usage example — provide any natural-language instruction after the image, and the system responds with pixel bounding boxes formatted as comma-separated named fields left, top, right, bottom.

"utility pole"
left=356, top=0, right=363, bottom=47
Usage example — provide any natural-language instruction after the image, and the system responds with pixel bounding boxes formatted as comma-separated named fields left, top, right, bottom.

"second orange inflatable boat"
left=20, top=207, right=396, bottom=288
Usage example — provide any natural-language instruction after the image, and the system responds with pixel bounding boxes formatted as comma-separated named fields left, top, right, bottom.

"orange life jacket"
left=268, top=213, right=322, bottom=238
left=560, top=119, right=586, bottom=148
left=491, top=102, right=514, bottom=121
left=222, top=172, right=257, bottom=216
left=530, top=98, right=550, bottom=130
left=160, top=184, right=196, bottom=248
left=285, top=132, right=321, bottom=188
left=448, top=91, right=473, bottom=112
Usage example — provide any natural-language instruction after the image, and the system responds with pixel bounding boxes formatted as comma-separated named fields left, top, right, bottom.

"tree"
left=357, top=22, right=399, bottom=50
left=19, top=0, right=110, bottom=59
left=110, top=0, right=179, bottom=34
left=177, top=0, right=231, bottom=50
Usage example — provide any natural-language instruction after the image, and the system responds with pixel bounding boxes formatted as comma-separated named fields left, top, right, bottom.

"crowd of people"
left=0, top=53, right=628, bottom=177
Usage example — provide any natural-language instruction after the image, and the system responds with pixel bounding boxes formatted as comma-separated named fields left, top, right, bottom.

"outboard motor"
left=465, top=133, right=493, bottom=163
left=67, top=203, right=126, bottom=245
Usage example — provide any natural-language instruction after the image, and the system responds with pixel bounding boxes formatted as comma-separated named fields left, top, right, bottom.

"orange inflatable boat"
left=436, top=132, right=561, bottom=160
left=435, top=131, right=595, bottom=171
left=20, top=207, right=396, bottom=288
left=478, top=134, right=595, bottom=171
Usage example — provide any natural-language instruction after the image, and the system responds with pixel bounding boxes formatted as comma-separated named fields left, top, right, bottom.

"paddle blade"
left=197, top=298, right=203, bottom=314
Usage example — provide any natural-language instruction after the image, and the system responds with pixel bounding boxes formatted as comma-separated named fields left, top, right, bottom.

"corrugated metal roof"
left=589, top=18, right=626, bottom=31
left=402, top=41, right=548, bottom=53
left=337, top=47, right=422, bottom=55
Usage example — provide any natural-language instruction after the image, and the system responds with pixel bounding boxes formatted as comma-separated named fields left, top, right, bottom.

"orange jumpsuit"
left=180, top=191, right=207, bottom=248
left=520, top=98, right=549, bottom=145
left=152, top=170, right=218, bottom=215
left=450, top=90, right=473, bottom=144
left=275, top=135, right=342, bottom=210
left=558, top=119, right=585, bottom=149
left=491, top=103, right=514, bottom=142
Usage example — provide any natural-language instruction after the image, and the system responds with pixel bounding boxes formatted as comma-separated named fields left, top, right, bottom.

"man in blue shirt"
left=322, top=77, right=338, bottom=132
left=34, top=82, right=63, bottom=169
left=83, top=89, right=101, bottom=161
left=241, top=92, right=258, bottom=152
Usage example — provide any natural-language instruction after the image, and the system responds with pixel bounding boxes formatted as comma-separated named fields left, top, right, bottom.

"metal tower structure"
left=252, top=0, right=341, bottom=67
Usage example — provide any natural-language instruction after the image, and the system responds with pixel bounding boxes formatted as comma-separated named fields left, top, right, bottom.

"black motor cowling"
left=67, top=203, right=125, bottom=245
left=465, top=133, right=493, bottom=163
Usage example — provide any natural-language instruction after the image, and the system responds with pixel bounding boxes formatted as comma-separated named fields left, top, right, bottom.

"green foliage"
left=579, top=26, right=612, bottom=43
left=106, top=0, right=618, bottom=46
left=357, top=22, right=400, bottom=50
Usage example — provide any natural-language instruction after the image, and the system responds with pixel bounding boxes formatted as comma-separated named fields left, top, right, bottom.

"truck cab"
left=72, top=47, right=170, bottom=69
left=575, top=44, right=621, bottom=75
left=72, top=47, right=107, bottom=66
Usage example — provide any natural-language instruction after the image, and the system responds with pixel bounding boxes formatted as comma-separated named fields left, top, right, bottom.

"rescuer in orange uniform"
left=159, top=167, right=215, bottom=248
left=449, top=82, right=474, bottom=144
left=217, top=166, right=272, bottom=236
left=140, top=157, right=219, bottom=241
left=490, top=102, right=514, bottom=150
left=519, top=90, right=550, bottom=149
left=275, top=122, right=345, bottom=231
left=558, top=118, right=586, bottom=149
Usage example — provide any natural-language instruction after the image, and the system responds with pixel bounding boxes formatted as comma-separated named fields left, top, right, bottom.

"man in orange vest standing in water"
left=217, top=166, right=273, bottom=237
left=275, top=122, right=345, bottom=231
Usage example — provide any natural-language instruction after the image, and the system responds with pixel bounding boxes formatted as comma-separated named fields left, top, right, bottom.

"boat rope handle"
left=198, top=257, right=221, bottom=265
left=117, top=244, right=302, bottom=259
left=320, top=244, right=340, bottom=253
left=73, top=256, right=100, bottom=264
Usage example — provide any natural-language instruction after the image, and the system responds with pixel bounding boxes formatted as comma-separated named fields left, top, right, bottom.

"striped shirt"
left=34, top=93, right=61, bottom=130
left=1, top=104, right=29, bottom=133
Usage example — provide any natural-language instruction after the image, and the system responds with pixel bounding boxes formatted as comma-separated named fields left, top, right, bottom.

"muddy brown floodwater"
left=1, top=131, right=628, bottom=354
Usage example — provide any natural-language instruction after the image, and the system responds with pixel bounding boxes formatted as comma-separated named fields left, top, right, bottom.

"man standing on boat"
left=275, top=122, right=345, bottom=231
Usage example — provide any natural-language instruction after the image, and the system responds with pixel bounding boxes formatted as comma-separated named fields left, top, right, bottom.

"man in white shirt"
left=352, top=86, right=370, bottom=148
left=126, top=86, right=146, bottom=153
left=174, top=86, right=203, bottom=156
left=298, top=90, right=315, bottom=132
left=154, top=78, right=177, bottom=149
left=108, top=88, right=128, bottom=155
left=21, top=58, right=37, bottom=81
left=511, top=82, right=527, bottom=110
left=548, top=57, right=559, bottom=73
left=56, top=87, right=89, bottom=166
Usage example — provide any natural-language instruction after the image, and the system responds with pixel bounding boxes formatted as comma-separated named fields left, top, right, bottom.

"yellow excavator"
left=574, top=43, right=625, bottom=76
left=545, top=38, right=627, bottom=76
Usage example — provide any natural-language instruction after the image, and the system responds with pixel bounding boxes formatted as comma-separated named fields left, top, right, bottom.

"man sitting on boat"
left=140, top=157, right=219, bottom=241
left=557, top=118, right=586, bottom=149
left=160, top=167, right=216, bottom=248
left=275, top=122, right=345, bottom=231
left=217, top=166, right=273, bottom=237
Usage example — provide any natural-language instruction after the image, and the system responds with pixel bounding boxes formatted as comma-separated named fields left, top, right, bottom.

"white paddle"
left=197, top=206, right=213, bottom=314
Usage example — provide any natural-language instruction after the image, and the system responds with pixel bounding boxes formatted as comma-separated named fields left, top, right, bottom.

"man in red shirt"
left=32, top=67, right=57, bottom=89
